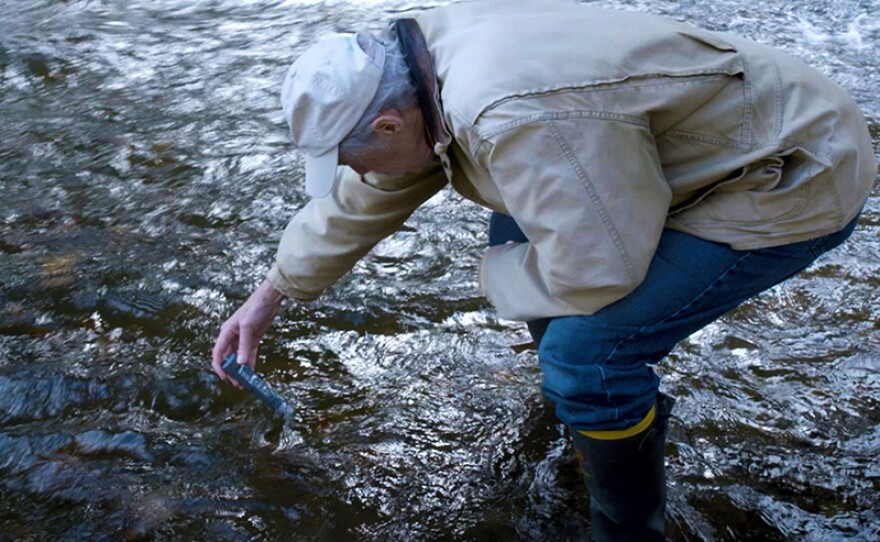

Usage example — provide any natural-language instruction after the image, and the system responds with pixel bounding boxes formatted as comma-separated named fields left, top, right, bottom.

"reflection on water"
left=0, top=0, right=878, bottom=540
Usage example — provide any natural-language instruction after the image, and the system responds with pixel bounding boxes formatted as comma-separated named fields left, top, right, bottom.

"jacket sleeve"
left=267, top=166, right=447, bottom=300
left=478, top=117, right=672, bottom=321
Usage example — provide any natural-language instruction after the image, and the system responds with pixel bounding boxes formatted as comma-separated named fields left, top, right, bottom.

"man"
left=212, top=0, right=876, bottom=540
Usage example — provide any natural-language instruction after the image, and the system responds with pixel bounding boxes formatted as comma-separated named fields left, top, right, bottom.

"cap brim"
left=304, top=147, right=339, bottom=198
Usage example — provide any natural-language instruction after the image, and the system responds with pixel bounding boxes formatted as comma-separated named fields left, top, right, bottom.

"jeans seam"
left=595, top=365, right=618, bottom=421
left=599, top=251, right=754, bottom=370
left=654, top=249, right=704, bottom=279
left=587, top=251, right=751, bottom=423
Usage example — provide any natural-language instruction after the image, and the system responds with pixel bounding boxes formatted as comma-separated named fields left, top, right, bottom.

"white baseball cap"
left=280, top=34, right=386, bottom=198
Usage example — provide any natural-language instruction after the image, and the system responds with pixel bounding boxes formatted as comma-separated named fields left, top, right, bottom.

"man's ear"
left=371, top=110, right=404, bottom=135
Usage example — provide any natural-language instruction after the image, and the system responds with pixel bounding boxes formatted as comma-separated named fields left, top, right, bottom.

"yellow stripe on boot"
left=577, top=405, right=656, bottom=440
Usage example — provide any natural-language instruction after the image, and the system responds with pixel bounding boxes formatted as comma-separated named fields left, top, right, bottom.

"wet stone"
left=16, top=207, right=63, bottom=226
left=20, top=52, right=51, bottom=78
left=74, top=430, right=152, bottom=462
left=0, top=238, right=22, bottom=254
left=94, top=288, right=203, bottom=339
left=0, top=433, right=38, bottom=472
left=69, top=288, right=100, bottom=312
left=100, top=291, right=173, bottom=323
left=0, top=307, right=59, bottom=336
left=141, top=377, right=215, bottom=421
left=0, top=374, right=112, bottom=424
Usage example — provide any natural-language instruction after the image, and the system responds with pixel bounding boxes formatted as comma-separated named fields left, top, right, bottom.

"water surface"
left=0, top=0, right=878, bottom=540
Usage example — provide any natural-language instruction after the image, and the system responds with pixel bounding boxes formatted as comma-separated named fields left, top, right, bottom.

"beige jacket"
left=268, top=0, right=876, bottom=321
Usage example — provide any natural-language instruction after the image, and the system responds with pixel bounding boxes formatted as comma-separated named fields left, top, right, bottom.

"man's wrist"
left=258, top=278, right=285, bottom=305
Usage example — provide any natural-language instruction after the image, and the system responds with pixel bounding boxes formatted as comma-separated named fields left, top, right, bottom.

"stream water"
left=1, top=0, right=878, bottom=540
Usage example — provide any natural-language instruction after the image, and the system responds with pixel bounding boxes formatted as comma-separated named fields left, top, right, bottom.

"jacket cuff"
left=480, top=243, right=580, bottom=321
left=266, top=264, right=321, bottom=302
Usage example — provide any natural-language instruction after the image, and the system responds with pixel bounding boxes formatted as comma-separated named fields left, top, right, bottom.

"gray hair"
left=339, top=29, right=418, bottom=158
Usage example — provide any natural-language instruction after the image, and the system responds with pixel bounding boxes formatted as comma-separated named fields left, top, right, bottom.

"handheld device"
left=221, top=353, right=294, bottom=417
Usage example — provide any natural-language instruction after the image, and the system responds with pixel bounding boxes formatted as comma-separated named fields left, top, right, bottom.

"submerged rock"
left=21, top=52, right=51, bottom=78
left=74, top=430, right=153, bottom=462
left=0, top=374, right=111, bottom=424
left=100, top=291, right=171, bottom=322
left=0, top=430, right=153, bottom=504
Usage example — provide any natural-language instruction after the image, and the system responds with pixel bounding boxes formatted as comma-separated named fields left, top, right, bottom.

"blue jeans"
left=488, top=212, right=858, bottom=431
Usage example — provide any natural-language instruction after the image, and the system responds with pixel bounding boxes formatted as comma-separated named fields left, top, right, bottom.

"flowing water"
left=0, top=0, right=878, bottom=540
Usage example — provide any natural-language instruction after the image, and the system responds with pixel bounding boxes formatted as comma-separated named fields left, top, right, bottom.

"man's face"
left=342, top=142, right=435, bottom=176
left=340, top=106, right=438, bottom=177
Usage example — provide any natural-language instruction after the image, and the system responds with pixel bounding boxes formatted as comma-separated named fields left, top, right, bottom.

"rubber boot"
left=570, top=393, right=675, bottom=542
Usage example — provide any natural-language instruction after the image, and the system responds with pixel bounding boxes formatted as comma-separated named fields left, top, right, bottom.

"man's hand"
left=212, top=278, right=285, bottom=389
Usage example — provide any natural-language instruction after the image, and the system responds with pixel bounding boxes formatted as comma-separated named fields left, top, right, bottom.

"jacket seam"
left=738, top=53, right=754, bottom=148
left=663, top=129, right=747, bottom=150
left=576, top=74, right=734, bottom=91
left=774, top=143, right=844, bottom=227
left=476, top=70, right=745, bottom=121
left=447, top=106, right=484, bottom=157
left=770, top=57, right=783, bottom=139
left=826, top=149, right=845, bottom=227
left=504, top=74, right=737, bottom=98
left=547, top=121, right=638, bottom=284
left=478, top=110, right=647, bottom=141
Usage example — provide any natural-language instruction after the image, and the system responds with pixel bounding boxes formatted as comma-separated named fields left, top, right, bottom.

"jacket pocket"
left=672, top=147, right=828, bottom=225
left=669, top=156, right=782, bottom=216
left=676, top=29, right=738, bottom=53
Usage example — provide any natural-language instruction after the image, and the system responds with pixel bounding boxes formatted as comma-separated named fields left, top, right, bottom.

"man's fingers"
left=212, top=325, right=238, bottom=384
left=212, top=346, right=229, bottom=384
left=236, top=322, right=254, bottom=369
left=213, top=281, right=282, bottom=391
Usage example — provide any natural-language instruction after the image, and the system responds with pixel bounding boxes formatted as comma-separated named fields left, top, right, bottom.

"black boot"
left=570, top=393, right=675, bottom=542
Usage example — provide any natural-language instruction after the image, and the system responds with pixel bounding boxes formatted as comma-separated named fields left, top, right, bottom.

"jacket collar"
left=392, top=19, right=453, bottom=153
